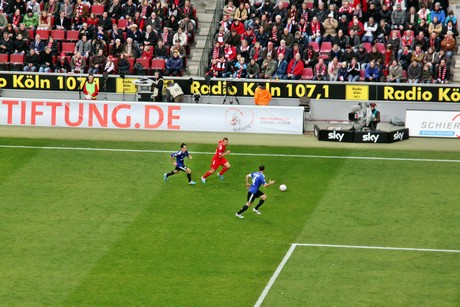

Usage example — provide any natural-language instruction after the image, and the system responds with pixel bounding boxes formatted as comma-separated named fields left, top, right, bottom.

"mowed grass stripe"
left=294, top=154, right=460, bottom=248
left=262, top=245, right=460, bottom=306
left=1, top=144, right=460, bottom=163
left=0, top=148, right=164, bottom=305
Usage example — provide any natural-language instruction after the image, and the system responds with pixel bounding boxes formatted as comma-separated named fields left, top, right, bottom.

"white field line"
left=294, top=243, right=460, bottom=253
left=255, top=243, right=460, bottom=306
left=1, top=145, right=460, bottom=163
left=254, top=244, right=298, bottom=307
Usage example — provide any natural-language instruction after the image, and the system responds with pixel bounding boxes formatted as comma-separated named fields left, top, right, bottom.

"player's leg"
left=236, top=192, right=256, bottom=218
left=164, top=168, right=179, bottom=181
left=202, top=159, right=218, bottom=180
left=185, top=167, right=196, bottom=185
left=218, top=161, right=231, bottom=179
left=253, top=193, right=266, bottom=215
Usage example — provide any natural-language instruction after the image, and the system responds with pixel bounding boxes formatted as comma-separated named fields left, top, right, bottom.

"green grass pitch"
left=0, top=137, right=459, bottom=306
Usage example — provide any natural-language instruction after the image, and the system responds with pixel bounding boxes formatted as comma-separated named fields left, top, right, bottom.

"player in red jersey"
left=201, top=137, right=231, bottom=184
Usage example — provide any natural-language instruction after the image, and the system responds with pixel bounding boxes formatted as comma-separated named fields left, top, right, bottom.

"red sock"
left=218, top=167, right=229, bottom=176
left=203, top=171, right=213, bottom=179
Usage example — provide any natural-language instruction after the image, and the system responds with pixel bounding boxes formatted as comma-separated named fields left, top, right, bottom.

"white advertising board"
left=406, top=110, right=460, bottom=138
left=0, top=98, right=304, bottom=134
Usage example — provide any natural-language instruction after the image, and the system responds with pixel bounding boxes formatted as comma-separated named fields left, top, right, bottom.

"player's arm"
left=245, top=174, right=252, bottom=189
left=263, top=179, right=275, bottom=187
left=170, top=154, right=177, bottom=166
left=220, top=149, right=231, bottom=157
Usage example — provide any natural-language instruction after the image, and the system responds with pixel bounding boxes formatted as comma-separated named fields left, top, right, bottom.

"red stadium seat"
left=10, top=53, right=24, bottom=64
left=51, top=29, right=65, bottom=41
left=9, top=53, right=24, bottom=71
left=61, top=42, right=76, bottom=54
left=375, top=42, right=386, bottom=54
left=65, top=30, right=80, bottom=41
left=319, top=41, right=332, bottom=54
left=0, top=53, right=9, bottom=70
left=127, top=57, right=135, bottom=74
left=135, top=58, right=151, bottom=74
left=362, top=42, right=372, bottom=52
left=28, top=29, right=35, bottom=39
left=359, top=69, right=365, bottom=81
left=36, top=29, right=50, bottom=40
left=404, top=30, right=414, bottom=39
left=390, top=30, right=401, bottom=38
left=91, top=4, right=105, bottom=16
left=301, top=67, right=313, bottom=80
left=151, top=59, right=165, bottom=72
left=309, top=41, right=320, bottom=53
left=117, top=19, right=128, bottom=30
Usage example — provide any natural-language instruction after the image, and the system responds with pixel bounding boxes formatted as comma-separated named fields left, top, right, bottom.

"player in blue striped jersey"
left=164, top=143, right=196, bottom=185
left=236, top=165, right=275, bottom=218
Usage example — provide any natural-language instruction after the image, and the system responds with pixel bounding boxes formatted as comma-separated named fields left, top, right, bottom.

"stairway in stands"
left=186, top=0, right=217, bottom=76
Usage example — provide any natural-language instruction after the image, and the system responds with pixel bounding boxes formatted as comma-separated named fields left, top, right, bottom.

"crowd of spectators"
left=206, top=0, right=457, bottom=84
left=0, top=0, right=198, bottom=76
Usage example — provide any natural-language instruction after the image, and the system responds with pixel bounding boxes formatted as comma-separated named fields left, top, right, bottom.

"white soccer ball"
left=279, top=184, right=287, bottom=192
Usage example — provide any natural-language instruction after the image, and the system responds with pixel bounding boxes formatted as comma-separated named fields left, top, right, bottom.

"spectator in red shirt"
left=286, top=52, right=304, bottom=80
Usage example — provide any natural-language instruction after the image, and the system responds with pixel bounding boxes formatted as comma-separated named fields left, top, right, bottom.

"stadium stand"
left=199, top=0, right=459, bottom=83
left=0, top=0, right=200, bottom=76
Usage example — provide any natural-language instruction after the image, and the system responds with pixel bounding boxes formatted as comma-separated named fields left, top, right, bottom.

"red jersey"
left=214, top=140, right=227, bottom=159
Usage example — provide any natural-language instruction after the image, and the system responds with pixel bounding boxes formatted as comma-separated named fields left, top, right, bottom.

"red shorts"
left=211, top=157, right=228, bottom=170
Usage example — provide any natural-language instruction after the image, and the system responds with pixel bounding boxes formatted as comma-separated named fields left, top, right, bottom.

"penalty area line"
left=254, top=244, right=297, bottom=307
left=294, top=243, right=460, bottom=253
left=254, top=243, right=460, bottom=306
left=1, top=145, right=460, bottom=163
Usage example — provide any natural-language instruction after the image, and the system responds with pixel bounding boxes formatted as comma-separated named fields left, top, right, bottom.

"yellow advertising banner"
left=346, top=85, right=369, bottom=101
left=116, top=78, right=138, bottom=93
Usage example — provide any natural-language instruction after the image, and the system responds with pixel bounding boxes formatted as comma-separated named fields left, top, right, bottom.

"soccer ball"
left=279, top=184, right=287, bottom=192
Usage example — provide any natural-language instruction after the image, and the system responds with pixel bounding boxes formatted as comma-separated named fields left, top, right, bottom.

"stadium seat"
left=309, top=41, right=320, bottom=53
left=390, top=30, right=401, bottom=38
left=135, top=58, right=151, bottom=74
left=144, top=47, right=154, bottom=58
left=402, top=70, right=407, bottom=82
left=112, top=57, right=119, bottom=74
left=151, top=59, right=165, bottom=72
left=127, top=57, right=135, bottom=74
left=301, top=67, right=313, bottom=80
left=9, top=54, right=24, bottom=71
left=65, top=30, right=80, bottom=42
left=28, top=29, right=35, bottom=39
left=91, top=4, right=105, bottom=16
left=375, top=42, right=386, bottom=54
left=319, top=41, right=332, bottom=54
left=362, top=42, right=372, bottom=52
left=61, top=42, right=76, bottom=55
left=0, top=53, right=9, bottom=70
left=359, top=69, right=365, bottom=81
left=404, top=30, right=414, bottom=39
left=117, top=19, right=129, bottom=30
left=51, top=29, right=65, bottom=41
left=36, top=29, right=50, bottom=40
